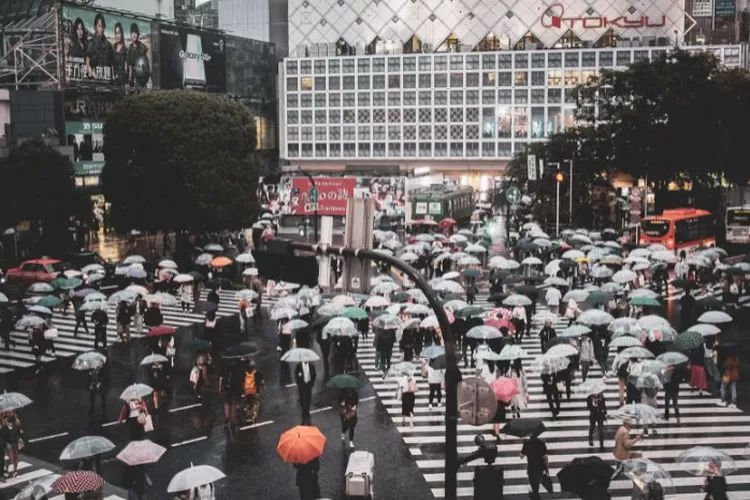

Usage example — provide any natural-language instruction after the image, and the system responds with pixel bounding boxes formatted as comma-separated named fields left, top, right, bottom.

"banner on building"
left=63, top=91, right=123, bottom=177
left=290, top=177, right=356, bottom=216
left=158, top=25, right=226, bottom=93
left=692, top=0, right=714, bottom=17
left=715, top=0, right=735, bottom=16
left=61, top=6, right=152, bottom=88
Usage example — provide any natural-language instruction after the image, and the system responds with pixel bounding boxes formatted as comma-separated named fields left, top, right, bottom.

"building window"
left=466, top=73, right=479, bottom=87
left=419, top=74, right=432, bottom=88
left=547, top=88, right=562, bottom=103
left=547, top=107, right=561, bottom=136
left=514, top=89, right=528, bottom=104
left=483, top=72, right=495, bottom=86
left=564, top=52, right=580, bottom=67
left=450, top=73, right=463, bottom=87
left=450, top=124, right=463, bottom=139
left=301, top=111, right=312, bottom=124
left=388, top=142, right=401, bottom=156
left=419, top=91, right=431, bottom=106
left=450, top=91, right=463, bottom=105
left=314, top=60, right=326, bottom=74
left=287, top=127, right=299, bottom=140
left=404, top=57, right=417, bottom=71
left=329, top=126, right=341, bottom=140
left=287, top=77, right=298, bottom=91
left=419, top=109, right=432, bottom=122
left=466, top=142, right=479, bottom=157
left=315, top=127, right=327, bottom=141
left=344, top=143, right=356, bottom=157
left=328, top=76, right=340, bottom=90
left=435, top=108, right=447, bottom=122
left=419, top=125, right=431, bottom=140
left=373, top=58, right=385, bottom=73
left=288, top=143, right=299, bottom=157
left=599, top=51, right=614, bottom=67
left=315, top=94, right=326, bottom=107
left=388, top=92, right=401, bottom=106
left=497, top=106, right=511, bottom=138
left=315, top=110, right=326, bottom=124
left=358, top=93, right=371, bottom=106
left=514, top=53, right=528, bottom=68
left=498, top=71, right=511, bottom=86
left=498, top=142, right=511, bottom=158
left=328, top=59, right=340, bottom=73
left=434, top=56, right=448, bottom=71
left=514, top=71, right=528, bottom=86
left=388, top=109, right=400, bottom=122
left=404, top=91, right=416, bottom=106
left=300, top=60, right=312, bottom=74
left=435, top=91, right=448, bottom=105
left=373, top=125, right=386, bottom=140
left=435, top=142, right=447, bottom=157
left=435, top=74, right=447, bottom=88
left=373, top=142, right=386, bottom=157
left=482, top=142, right=495, bottom=157
left=388, top=57, right=401, bottom=72
left=404, top=142, right=416, bottom=157
left=388, top=125, right=400, bottom=140
left=498, top=54, right=511, bottom=69
left=286, top=60, right=298, bottom=75
left=343, top=93, right=355, bottom=107
left=531, top=71, right=545, bottom=86
left=301, top=127, right=313, bottom=141
left=287, top=110, right=299, bottom=124
left=419, top=56, right=431, bottom=71
left=358, top=125, right=370, bottom=140
left=466, top=90, right=479, bottom=105
left=329, top=143, right=341, bottom=156
left=435, top=124, right=447, bottom=140
left=388, top=75, right=401, bottom=88
left=373, top=109, right=385, bottom=123
left=373, top=92, right=385, bottom=107
left=300, top=77, right=312, bottom=91
left=373, top=75, right=385, bottom=89
left=419, top=142, right=431, bottom=156
left=582, top=51, right=596, bottom=67
left=482, top=89, right=495, bottom=104
left=358, top=110, right=371, bottom=122
left=343, top=76, right=355, bottom=90
left=482, top=54, right=496, bottom=69
left=358, top=59, right=370, bottom=73
left=404, top=108, right=416, bottom=123
left=467, top=108, right=479, bottom=122
left=616, top=51, right=632, bottom=66
left=467, top=124, right=480, bottom=139
left=531, top=89, right=545, bottom=104
left=547, top=70, right=562, bottom=86
left=358, top=75, right=370, bottom=89
left=300, top=94, right=312, bottom=108
left=548, top=53, right=562, bottom=68
left=450, top=108, right=463, bottom=122
left=564, top=70, right=580, bottom=86
left=343, top=126, right=356, bottom=140
left=343, top=110, right=355, bottom=123
left=404, top=74, right=417, bottom=88
left=531, top=53, right=546, bottom=68
left=498, top=89, right=511, bottom=104
left=404, top=125, right=416, bottom=140
left=450, top=142, right=463, bottom=156
left=530, top=107, right=544, bottom=138
left=328, top=93, right=341, bottom=107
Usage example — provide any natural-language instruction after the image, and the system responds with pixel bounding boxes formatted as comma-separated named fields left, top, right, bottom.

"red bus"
left=640, top=208, right=715, bottom=254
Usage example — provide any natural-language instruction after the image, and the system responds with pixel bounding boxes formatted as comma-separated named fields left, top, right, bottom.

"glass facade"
left=281, top=45, right=745, bottom=161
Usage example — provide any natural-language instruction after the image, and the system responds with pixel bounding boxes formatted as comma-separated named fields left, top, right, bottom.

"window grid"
left=283, top=46, right=744, bottom=160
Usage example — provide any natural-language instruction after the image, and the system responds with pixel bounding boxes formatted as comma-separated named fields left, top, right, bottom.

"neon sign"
left=541, top=3, right=667, bottom=29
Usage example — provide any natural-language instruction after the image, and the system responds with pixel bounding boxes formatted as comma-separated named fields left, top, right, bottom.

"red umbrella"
left=485, top=318, right=515, bottom=332
left=52, top=470, right=106, bottom=493
left=491, top=377, right=519, bottom=403
left=439, top=218, right=457, bottom=229
left=147, top=326, right=177, bottom=337
left=406, top=236, right=417, bottom=244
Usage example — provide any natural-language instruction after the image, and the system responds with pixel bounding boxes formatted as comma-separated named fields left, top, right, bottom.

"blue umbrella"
left=421, top=346, right=445, bottom=359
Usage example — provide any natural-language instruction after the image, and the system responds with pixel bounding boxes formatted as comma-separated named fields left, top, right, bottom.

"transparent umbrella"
left=546, top=343, right=578, bottom=358
left=612, top=270, right=637, bottom=283
left=372, top=314, right=403, bottom=330
left=697, top=311, right=733, bottom=324
left=466, top=326, right=502, bottom=340
left=630, top=288, right=659, bottom=299
left=623, top=458, right=674, bottom=491
left=638, top=315, right=670, bottom=331
left=610, top=336, right=642, bottom=348
left=676, top=446, right=737, bottom=476
left=323, top=317, right=358, bottom=337
left=529, top=355, right=570, bottom=374
left=271, top=306, right=298, bottom=321
left=612, top=403, right=663, bottom=424
left=13, top=474, right=61, bottom=500
left=167, top=464, right=226, bottom=493
left=15, top=316, right=46, bottom=330
left=371, top=282, right=402, bottom=296
left=119, top=383, right=153, bottom=401
left=563, top=290, right=589, bottom=303
left=0, top=392, right=32, bottom=412
left=281, top=348, right=320, bottom=363
left=59, top=436, right=115, bottom=461
left=685, top=323, right=722, bottom=337
left=636, top=373, right=663, bottom=390
left=576, top=309, right=615, bottom=327
left=502, top=294, right=533, bottom=307
left=235, top=289, right=259, bottom=302
left=116, top=439, right=167, bottom=466
left=560, top=325, right=591, bottom=338
left=575, top=379, right=608, bottom=396
left=72, top=351, right=107, bottom=371
left=498, top=344, right=527, bottom=361
left=363, top=296, right=390, bottom=309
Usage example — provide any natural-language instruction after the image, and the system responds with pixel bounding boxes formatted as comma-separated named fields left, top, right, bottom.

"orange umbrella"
left=277, top=425, right=326, bottom=464
left=210, top=256, right=232, bottom=267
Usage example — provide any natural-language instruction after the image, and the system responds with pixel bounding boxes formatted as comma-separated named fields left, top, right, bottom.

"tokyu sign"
left=541, top=3, right=666, bottom=29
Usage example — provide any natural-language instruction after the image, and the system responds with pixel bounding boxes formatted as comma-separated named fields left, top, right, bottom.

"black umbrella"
left=522, top=275, right=546, bottom=284
left=188, top=271, right=204, bottom=281
left=697, top=296, right=724, bottom=311
left=671, top=279, right=695, bottom=289
left=501, top=418, right=546, bottom=438
left=0, top=285, right=21, bottom=301
left=206, top=277, right=232, bottom=289
left=513, top=285, right=539, bottom=296
left=557, top=456, right=614, bottom=495
left=193, top=301, right=218, bottom=314
left=501, top=275, right=525, bottom=284
left=429, top=354, right=447, bottom=370
left=223, top=342, right=259, bottom=359
left=558, top=260, right=576, bottom=270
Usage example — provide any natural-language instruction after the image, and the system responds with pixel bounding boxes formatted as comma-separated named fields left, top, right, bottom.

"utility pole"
left=567, top=159, right=573, bottom=226
left=555, top=172, right=564, bottom=237
left=298, top=168, right=319, bottom=242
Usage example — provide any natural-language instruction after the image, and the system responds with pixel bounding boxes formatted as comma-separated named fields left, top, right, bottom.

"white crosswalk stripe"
left=0, top=459, right=126, bottom=499
left=0, top=289, right=251, bottom=374
left=356, top=298, right=749, bottom=499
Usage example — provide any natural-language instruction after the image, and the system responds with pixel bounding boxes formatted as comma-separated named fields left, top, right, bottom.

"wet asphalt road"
left=3, top=313, right=434, bottom=500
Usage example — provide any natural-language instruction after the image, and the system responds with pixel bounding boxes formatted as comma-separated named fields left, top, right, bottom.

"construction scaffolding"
left=0, top=0, right=61, bottom=89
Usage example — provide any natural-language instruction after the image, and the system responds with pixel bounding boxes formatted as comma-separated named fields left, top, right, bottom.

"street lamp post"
left=566, top=159, right=573, bottom=226
left=555, top=172, right=563, bottom=237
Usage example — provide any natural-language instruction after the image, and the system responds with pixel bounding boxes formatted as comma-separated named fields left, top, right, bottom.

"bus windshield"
left=727, top=208, right=750, bottom=226
left=641, top=219, right=670, bottom=237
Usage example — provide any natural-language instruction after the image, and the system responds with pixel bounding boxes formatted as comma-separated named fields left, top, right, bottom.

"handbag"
left=137, top=412, right=147, bottom=425
left=143, top=414, right=154, bottom=432
left=190, top=366, right=200, bottom=384
left=540, top=470, right=554, bottom=493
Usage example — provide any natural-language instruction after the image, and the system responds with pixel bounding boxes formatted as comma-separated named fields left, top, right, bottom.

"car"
left=6, top=259, right=64, bottom=284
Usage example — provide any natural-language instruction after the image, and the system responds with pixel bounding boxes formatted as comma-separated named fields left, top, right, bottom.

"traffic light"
left=555, top=172, right=564, bottom=183
left=299, top=217, right=308, bottom=236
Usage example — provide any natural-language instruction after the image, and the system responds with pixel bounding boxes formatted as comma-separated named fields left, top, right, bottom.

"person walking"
left=144, top=302, right=163, bottom=329
left=116, top=300, right=133, bottom=344
left=239, top=300, right=250, bottom=338
left=339, top=388, right=358, bottom=449
left=613, top=420, right=642, bottom=477
left=219, top=359, right=246, bottom=429
left=703, top=470, right=728, bottom=500
left=510, top=359, right=528, bottom=419
left=295, top=457, right=321, bottom=500
left=579, top=334, right=595, bottom=382
left=88, top=364, right=109, bottom=419
left=541, top=372, right=560, bottom=418
left=133, top=295, right=147, bottom=336
left=73, top=298, right=89, bottom=338
left=689, top=346, right=708, bottom=396
left=718, top=354, right=739, bottom=408
left=426, top=362, right=444, bottom=410
left=294, top=361, right=316, bottom=425
left=118, top=398, right=148, bottom=441
left=539, top=320, right=556, bottom=354
left=545, top=286, right=562, bottom=315
left=1, top=412, right=23, bottom=478
left=243, top=361, right=264, bottom=424
left=587, top=390, right=607, bottom=450
left=0, top=306, right=14, bottom=351
left=511, top=305, right=527, bottom=343
left=92, top=308, right=109, bottom=351
left=521, top=434, right=549, bottom=500
left=180, top=284, right=192, bottom=312
left=396, top=372, right=417, bottom=427
left=664, top=365, right=683, bottom=426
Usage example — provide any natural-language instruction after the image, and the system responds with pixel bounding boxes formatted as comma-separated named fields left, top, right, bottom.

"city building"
left=278, top=0, right=749, bottom=191
left=218, top=0, right=290, bottom=58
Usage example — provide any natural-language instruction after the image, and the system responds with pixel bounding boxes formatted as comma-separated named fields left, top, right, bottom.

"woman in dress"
left=396, top=372, right=417, bottom=427
left=149, top=361, right=170, bottom=410
left=689, top=345, right=708, bottom=396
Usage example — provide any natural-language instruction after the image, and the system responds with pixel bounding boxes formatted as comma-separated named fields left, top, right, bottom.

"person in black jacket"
left=539, top=320, right=556, bottom=353
left=541, top=373, right=560, bottom=418
left=664, top=365, right=683, bottom=425
left=144, top=303, right=163, bottom=330
left=0, top=306, right=15, bottom=351
left=587, top=391, right=607, bottom=450
left=88, top=363, right=109, bottom=419
left=295, top=457, right=321, bottom=500
left=294, top=362, right=316, bottom=425
left=92, top=308, right=109, bottom=351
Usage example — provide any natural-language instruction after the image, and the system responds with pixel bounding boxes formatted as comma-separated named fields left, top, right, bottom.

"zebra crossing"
left=0, top=461, right=125, bottom=499
left=356, top=300, right=750, bottom=499
left=0, top=289, right=244, bottom=374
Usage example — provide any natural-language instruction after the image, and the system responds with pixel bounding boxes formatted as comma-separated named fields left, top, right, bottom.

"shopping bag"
left=143, top=414, right=155, bottom=433
left=541, top=471, right=554, bottom=493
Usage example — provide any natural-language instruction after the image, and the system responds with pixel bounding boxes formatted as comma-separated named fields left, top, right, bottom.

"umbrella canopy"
left=386, top=362, right=419, bottom=379
left=559, top=324, right=592, bottom=338
left=51, top=277, right=83, bottom=290
left=119, top=383, right=154, bottom=401
left=0, top=392, right=32, bottom=412
left=13, top=473, right=61, bottom=500
left=223, top=342, right=259, bottom=359
left=36, top=296, right=62, bottom=308
left=140, top=354, right=169, bottom=366
left=210, top=256, right=232, bottom=267
left=697, top=310, right=733, bottom=324
left=563, top=290, right=589, bottom=303
left=685, top=323, right=722, bottom=337
left=364, top=296, right=390, bottom=308
left=116, top=439, right=167, bottom=466
left=630, top=296, right=661, bottom=307
left=324, top=317, right=359, bottom=337
left=610, top=336, right=642, bottom=348
left=173, top=273, right=194, bottom=284
left=28, top=305, right=53, bottom=317
left=281, top=348, right=320, bottom=363
left=676, top=446, right=737, bottom=476
left=277, top=425, right=327, bottom=464
left=530, top=355, right=570, bottom=374
left=331, top=295, right=357, bottom=307
left=637, top=315, right=670, bottom=331
left=466, top=325, right=502, bottom=340
left=656, top=352, right=689, bottom=366
left=546, top=343, right=579, bottom=358
left=52, top=471, right=106, bottom=494
left=148, top=326, right=177, bottom=337
left=491, top=377, right=519, bottom=402
left=618, top=346, right=655, bottom=360
left=612, top=269, right=637, bottom=283
left=421, top=345, right=446, bottom=360
left=575, top=379, right=608, bottom=395
left=27, top=282, right=55, bottom=294
left=613, top=403, right=663, bottom=424
left=167, top=464, right=226, bottom=493
left=339, top=307, right=367, bottom=320
left=675, top=331, right=704, bottom=351
left=623, top=458, right=674, bottom=491
left=557, top=457, right=614, bottom=495
left=326, top=374, right=362, bottom=390
left=501, top=418, right=546, bottom=437
left=502, top=294, right=533, bottom=307
left=72, top=351, right=107, bottom=371
left=498, top=344, right=527, bottom=361
left=59, top=436, right=115, bottom=461
left=14, top=315, right=46, bottom=330
left=576, top=309, right=615, bottom=327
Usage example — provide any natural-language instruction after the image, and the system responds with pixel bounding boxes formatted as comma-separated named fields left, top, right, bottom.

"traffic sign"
left=527, top=155, right=537, bottom=181
left=350, top=277, right=361, bottom=290
left=505, top=186, right=522, bottom=205
left=539, top=159, right=545, bottom=177
left=458, top=377, right=498, bottom=426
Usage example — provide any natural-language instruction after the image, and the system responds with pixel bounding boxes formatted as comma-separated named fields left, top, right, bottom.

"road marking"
left=102, top=421, right=120, bottom=428
left=169, top=403, right=202, bottom=413
left=360, top=396, right=377, bottom=403
left=240, top=420, right=274, bottom=431
left=285, top=383, right=297, bottom=388
left=171, top=436, right=208, bottom=447
left=28, top=432, right=68, bottom=444
left=310, top=407, right=332, bottom=414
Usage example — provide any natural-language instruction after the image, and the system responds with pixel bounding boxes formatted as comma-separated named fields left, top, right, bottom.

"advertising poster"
left=693, top=0, right=714, bottom=17
left=159, top=25, right=226, bottom=93
left=289, top=177, right=357, bottom=216
left=715, top=0, right=735, bottom=15
left=61, top=6, right=152, bottom=88
left=276, top=177, right=405, bottom=216
left=64, top=91, right=122, bottom=177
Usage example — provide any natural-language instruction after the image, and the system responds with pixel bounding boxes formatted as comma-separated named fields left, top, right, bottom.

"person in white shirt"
left=545, top=287, right=562, bottom=315
left=426, top=364, right=445, bottom=410
left=512, top=305, right=527, bottom=343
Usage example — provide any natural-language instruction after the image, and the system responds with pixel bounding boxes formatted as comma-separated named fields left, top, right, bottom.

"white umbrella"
left=590, top=266, right=613, bottom=279
left=685, top=323, right=722, bottom=337
left=235, top=253, right=256, bottom=264
left=697, top=311, right=733, bottom=324
left=638, top=315, right=670, bottom=331
left=167, top=464, right=226, bottom=493
left=158, top=259, right=178, bottom=269
left=123, top=255, right=146, bottom=265
left=331, top=295, right=357, bottom=307
left=575, top=379, right=608, bottom=395
left=370, top=275, right=395, bottom=287
left=465, top=244, right=487, bottom=254
left=612, top=269, right=637, bottom=283
left=630, top=288, right=659, bottom=299
left=562, top=250, right=585, bottom=260
left=173, top=274, right=194, bottom=284
left=497, top=344, right=527, bottom=360
left=323, top=317, right=358, bottom=337
left=544, top=276, right=568, bottom=287
left=119, top=383, right=153, bottom=401
left=371, top=282, right=401, bottom=295
left=563, top=289, right=588, bottom=303
left=545, top=343, right=579, bottom=358
left=442, top=271, right=461, bottom=280
left=126, top=285, right=150, bottom=297
left=530, top=355, right=570, bottom=373
left=610, top=336, right=642, bottom=348
left=629, top=248, right=652, bottom=259
left=502, top=294, right=533, bottom=307
left=419, top=315, right=441, bottom=329
left=443, top=300, right=469, bottom=312
left=647, top=244, right=668, bottom=253
left=612, top=403, right=663, bottom=424
left=458, top=256, right=481, bottom=267
left=364, top=296, right=390, bottom=308
left=495, top=259, right=520, bottom=270
left=576, top=309, right=615, bottom=326
left=400, top=252, right=420, bottom=263
left=522, top=256, right=543, bottom=266
left=433, top=281, right=465, bottom=295
left=545, top=259, right=562, bottom=276
left=466, top=325, right=503, bottom=340
left=280, top=348, right=320, bottom=363
left=651, top=250, right=677, bottom=263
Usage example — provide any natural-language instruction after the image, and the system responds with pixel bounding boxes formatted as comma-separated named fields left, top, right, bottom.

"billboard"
left=158, top=25, right=226, bottom=92
left=61, top=6, right=152, bottom=88
left=289, top=177, right=356, bottom=216
left=64, top=91, right=122, bottom=177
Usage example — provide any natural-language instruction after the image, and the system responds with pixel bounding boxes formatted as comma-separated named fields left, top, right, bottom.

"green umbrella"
left=629, top=296, right=661, bottom=307
left=587, top=290, right=613, bottom=305
left=455, top=306, right=485, bottom=318
left=674, top=331, right=703, bottom=352
left=326, top=374, right=362, bottom=390
left=462, top=269, right=481, bottom=279
left=341, top=307, right=368, bottom=320
left=37, top=296, right=62, bottom=308
left=51, top=277, right=83, bottom=290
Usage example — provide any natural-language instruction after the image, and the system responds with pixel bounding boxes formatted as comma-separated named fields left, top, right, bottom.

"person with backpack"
left=73, top=297, right=89, bottom=338
left=219, top=359, right=246, bottom=428
left=243, top=361, right=265, bottom=424
left=294, top=361, right=316, bottom=425
left=396, top=372, right=418, bottom=427
left=116, top=301, right=133, bottom=344
left=92, top=308, right=109, bottom=351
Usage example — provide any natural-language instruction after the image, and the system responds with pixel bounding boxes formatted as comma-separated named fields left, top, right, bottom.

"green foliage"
left=0, top=138, right=85, bottom=231
left=101, top=91, right=261, bottom=233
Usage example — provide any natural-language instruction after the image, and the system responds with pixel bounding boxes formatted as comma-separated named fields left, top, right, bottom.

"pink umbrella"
left=116, top=439, right=167, bottom=466
left=491, top=377, right=519, bottom=403
left=484, top=318, right=515, bottom=333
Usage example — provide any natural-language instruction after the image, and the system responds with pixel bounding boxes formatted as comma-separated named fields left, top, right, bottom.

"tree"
left=0, top=138, right=88, bottom=254
left=101, top=91, right=261, bottom=234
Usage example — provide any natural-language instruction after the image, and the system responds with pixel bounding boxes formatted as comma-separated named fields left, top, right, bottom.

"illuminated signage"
left=541, top=3, right=666, bottom=29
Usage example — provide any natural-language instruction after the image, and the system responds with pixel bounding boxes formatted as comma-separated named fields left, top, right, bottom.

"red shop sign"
left=290, top=177, right=356, bottom=216
left=541, top=3, right=666, bottom=29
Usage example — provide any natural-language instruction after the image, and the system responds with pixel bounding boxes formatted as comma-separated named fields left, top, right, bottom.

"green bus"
left=410, top=185, right=475, bottom=223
